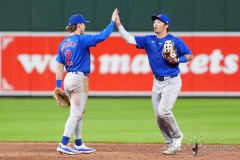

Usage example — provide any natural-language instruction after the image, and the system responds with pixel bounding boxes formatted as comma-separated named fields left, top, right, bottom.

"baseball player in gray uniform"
left=55, top=9, right=119, bottom=155
left=116, top=13, right=193, bottom=154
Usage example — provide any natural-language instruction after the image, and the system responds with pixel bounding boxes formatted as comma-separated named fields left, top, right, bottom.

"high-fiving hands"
left=112, top=8, right=119, bottom=22
left=111, top=8, right=122, bottom=27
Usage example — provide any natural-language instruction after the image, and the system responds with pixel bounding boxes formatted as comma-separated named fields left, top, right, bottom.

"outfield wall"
left=0, top=32, right=240, bottom=97
left=1, top=0, right=240, bottom=32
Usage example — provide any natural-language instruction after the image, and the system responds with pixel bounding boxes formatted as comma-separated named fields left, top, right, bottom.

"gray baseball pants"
left=63, top=72, right=89, bottom=140
left=151, top=74, right=183, bottom=144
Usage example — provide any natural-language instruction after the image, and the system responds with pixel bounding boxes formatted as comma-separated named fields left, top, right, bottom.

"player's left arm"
left=116, top=13, right=137, bottom=45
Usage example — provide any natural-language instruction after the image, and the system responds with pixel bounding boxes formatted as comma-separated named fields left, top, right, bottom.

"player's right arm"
left=55, top=47, right=65, bottom=90
left=83, top=8, right=119, bottom=47
left=55, top=62, right=64, bottom=90
left=116, top=15, right=137, bottom=45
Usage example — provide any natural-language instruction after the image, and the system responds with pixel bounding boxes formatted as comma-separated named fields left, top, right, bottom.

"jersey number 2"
left=64, top=50, right=73, bottom=66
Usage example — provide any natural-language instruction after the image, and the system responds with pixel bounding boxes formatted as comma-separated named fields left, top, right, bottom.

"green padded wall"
left=0, top=0, right=239, bottom=31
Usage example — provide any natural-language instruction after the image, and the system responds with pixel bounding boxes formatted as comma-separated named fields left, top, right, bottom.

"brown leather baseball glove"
left=162, top=40, right=178, bottom=60
left=53, top=89, right=71, bottom=108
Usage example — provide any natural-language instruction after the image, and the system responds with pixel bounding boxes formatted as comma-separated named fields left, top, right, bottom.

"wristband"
left=56, top=80, right=62, bottom=88
left=178, top=56, right=187, bottom=63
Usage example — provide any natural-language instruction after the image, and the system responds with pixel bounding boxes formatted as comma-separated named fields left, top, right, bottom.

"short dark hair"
left=164, top=24, right=169, bottom=32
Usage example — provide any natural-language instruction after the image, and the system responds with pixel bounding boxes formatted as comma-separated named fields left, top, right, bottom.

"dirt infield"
left=0, top=142, right=239, bottom=160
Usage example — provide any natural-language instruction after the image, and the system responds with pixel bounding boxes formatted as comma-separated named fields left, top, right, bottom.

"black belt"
left=70, top=71, right=89, bottom=76
left=155, top=74, right=178, bottom=81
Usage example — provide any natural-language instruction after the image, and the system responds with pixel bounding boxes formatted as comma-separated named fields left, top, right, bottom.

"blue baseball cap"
left=151, top=14, right=170, bottom=26
left=68, top=14, right=90, bottom=25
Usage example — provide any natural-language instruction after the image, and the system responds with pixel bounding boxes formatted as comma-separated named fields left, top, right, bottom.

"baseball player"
left=116, top=13, right=193, bottom=154
left=54, top=8, right=119, bottom=155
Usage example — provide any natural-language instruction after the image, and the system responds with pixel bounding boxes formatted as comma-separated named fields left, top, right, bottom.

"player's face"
left=153, top=19, right=167, bottom=34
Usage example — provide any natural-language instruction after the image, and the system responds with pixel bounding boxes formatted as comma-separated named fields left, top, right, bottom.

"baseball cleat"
left=57, top=143, right=76, bottom=155
left=163, top=134, right=183, bottom=155
left=73, top=144, right=96, bottom=154
left=172, top=133, right=183, bottom=150
left=163, top=146, right=178, bottom=155
left=163, top=143, right=176, bottom=155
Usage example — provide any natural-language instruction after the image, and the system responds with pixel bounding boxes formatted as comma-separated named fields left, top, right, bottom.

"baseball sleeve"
left=175, top=37, right=192, bottom=56
left=56, top=45, right=65, bottom=64
left=84, top=21, right=115, bottom=47
left=134, top=36, right=148, bottom=49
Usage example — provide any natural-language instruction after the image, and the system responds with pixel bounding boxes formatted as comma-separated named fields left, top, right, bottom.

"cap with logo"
left=68, top=14, right=90, bottom=26
left=151, top=14, right=170, bottom=26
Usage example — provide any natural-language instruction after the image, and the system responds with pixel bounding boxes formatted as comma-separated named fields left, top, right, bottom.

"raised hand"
left=116, top=14, right=122, bottom=27
left=111, top=8, right=119, bottom=22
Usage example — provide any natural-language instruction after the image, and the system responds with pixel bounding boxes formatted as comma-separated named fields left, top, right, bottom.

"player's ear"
left=77, top=23, right=81, bottom=28
left=164, top=24, right=168, bottom=28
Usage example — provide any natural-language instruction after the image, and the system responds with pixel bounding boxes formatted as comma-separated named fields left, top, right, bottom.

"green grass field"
left=0, top=97, right=239, bottom=144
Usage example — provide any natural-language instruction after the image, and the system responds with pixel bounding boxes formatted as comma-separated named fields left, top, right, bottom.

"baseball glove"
left=162, top=40, right=178, bottom=60
left=53, top=89, right=71, bottom=108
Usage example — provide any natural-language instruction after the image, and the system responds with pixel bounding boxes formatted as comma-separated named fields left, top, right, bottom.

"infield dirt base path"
left=0, top=142, right=239, bottom=160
